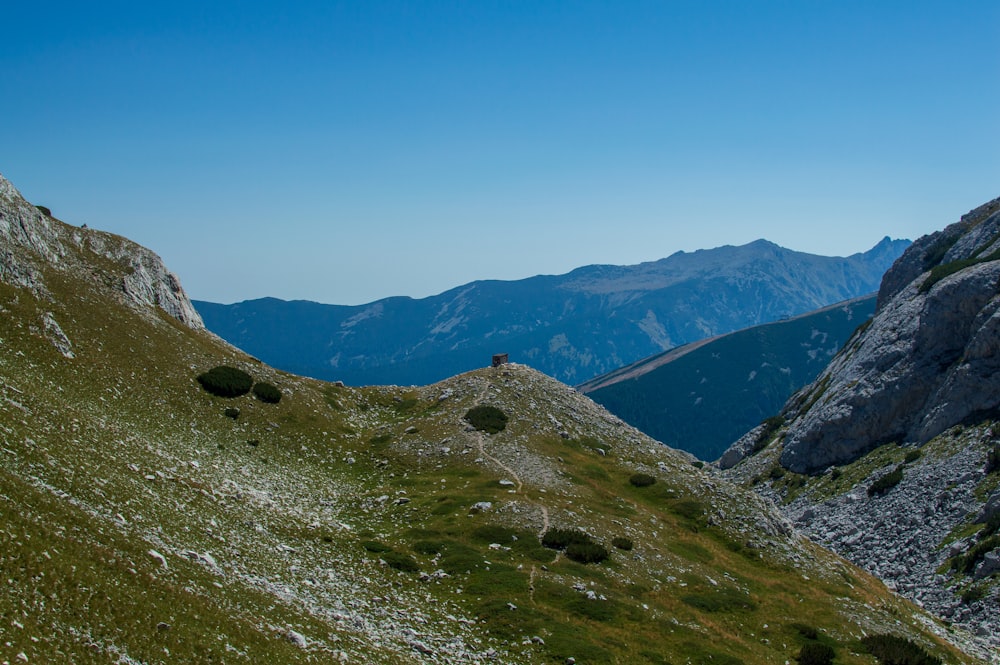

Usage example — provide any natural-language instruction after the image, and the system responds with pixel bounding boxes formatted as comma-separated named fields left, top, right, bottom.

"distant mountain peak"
left=197, top=236, right=909, bottom=387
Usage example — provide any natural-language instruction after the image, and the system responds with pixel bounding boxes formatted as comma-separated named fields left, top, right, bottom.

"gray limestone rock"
left=0, top=172, right=203, bottom=330
left=778, top=205, right=1000, bottom=474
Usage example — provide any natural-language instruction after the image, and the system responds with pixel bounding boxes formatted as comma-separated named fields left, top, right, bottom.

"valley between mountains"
left=0, top=171, right=993, bottom=664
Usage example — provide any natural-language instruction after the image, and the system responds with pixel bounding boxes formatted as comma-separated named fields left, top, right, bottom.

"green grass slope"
left=0, top=188, right=979, bottom=663
left=580, top=296, right=876, bottom=461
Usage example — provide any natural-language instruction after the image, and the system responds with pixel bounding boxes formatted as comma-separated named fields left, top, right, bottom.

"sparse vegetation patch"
left=861, top=634, right=942, bottom=665
left=797, top=642, right=835, bottom=665
left=868, top=465, right=904, bottom=497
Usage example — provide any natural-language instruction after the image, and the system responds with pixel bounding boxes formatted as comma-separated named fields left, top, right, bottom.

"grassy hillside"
left=0, top=191, right=978, bottom=663
left=581, top=297, right=876, bottom=461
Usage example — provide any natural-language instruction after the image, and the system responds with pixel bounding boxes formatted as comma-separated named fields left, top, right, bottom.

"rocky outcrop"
left=721, top=197, right=1000, bottom=659
left=762, top=199, right=1000, bottom=474
left=0, top=172, right=203, bottom=329
left=779, top=427, right=999, bottom=653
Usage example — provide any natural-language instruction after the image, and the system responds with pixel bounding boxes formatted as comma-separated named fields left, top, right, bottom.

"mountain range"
left=0, top=170, right=980, bottom=663
left=579, top=295, right=877, bottom=461
left=195, top=237, right=908, bottom=387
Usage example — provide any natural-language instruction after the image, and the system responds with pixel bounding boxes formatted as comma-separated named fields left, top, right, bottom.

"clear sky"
left=2, top=1, right=997, bottom=305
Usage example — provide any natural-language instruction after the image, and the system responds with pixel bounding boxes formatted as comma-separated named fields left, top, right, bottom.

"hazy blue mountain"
left=195, top=237, right=908, bottom=386
left=579, top=295, right=877, bottom=461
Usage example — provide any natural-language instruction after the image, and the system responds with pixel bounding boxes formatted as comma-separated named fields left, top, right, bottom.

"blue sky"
left=2, top=1, right=997, bottom=305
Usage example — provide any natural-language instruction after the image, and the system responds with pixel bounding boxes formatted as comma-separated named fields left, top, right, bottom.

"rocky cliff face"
left=766, top=198, right=1000, bottom=474
left=0, top=173, right=203, bottom=329
left=720, top=197, right=1000, bottom=658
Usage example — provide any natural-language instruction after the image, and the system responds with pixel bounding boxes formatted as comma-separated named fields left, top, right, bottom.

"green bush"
left=868, top=466, right=903, bottom=497
left=629, top=473, right=656, bottom=487
left=903, top=449, right=922, bottom=464
left=797, top=642, right=835, bottom=665
left=252, top=381, right=282, bottom=404
left=542, top=528, right=594, bottom=550
left=196, top=366, right=253, bottom=398
left=565, top=541, right=610, bottom=564
left=769, top=465, right=786, bottom=480
left=35, top=204, right=52, bottom=217
left=829, top=468, right=842, bottom=481
left=464, top=405, right=508, bottom=434
left=611, top=536, right=633, bottom=551
left=223, top=407, right=240, bottom=419
left=861, top=634, right=941, bottom=665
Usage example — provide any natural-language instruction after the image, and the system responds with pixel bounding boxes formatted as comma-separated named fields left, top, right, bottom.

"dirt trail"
left=468, top=372, right=554, bottom=605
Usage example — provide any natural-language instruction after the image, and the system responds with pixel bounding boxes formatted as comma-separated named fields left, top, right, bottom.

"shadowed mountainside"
left=580, top=295, right=876, bottom=461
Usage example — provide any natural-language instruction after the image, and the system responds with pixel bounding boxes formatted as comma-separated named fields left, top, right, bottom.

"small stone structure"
left=491, top=353, right=509, bottom=367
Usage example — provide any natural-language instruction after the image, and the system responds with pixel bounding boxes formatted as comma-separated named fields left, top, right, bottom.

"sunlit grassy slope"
left=0, top=215, right=979, bottom=663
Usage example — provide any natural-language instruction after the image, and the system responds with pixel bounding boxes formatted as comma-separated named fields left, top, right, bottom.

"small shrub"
left=464, top=405, right=508, bottom=434
left=861, top=634, right=942, bottom=665
left=382, top=551, right=419, bottom=572
left=903, top=449, right=922, bottom=464
left=753, top=415, right=786, bottom=453
left=691, top=460, right=704, bottom=469
left=196, top=366, right=253, bottom=398
left=769, top=465, right=786, bottom=480
left=959, top=535, right=1000, bottom=574
left=629, top=473, right=656, bottom=487
left=223, top=407, right=240, bottom=419
left=542, top=528, right=594, bottom=550
left=868, top=466, right=904, bottom=497
left=797, top=642, right=835, bottom=665
left=987, top=444, right=1000, bottom=474
left=35, top=204, right=52, bottom=217
left=252, top=381, right=282, bottom=404
left=611, top=536, right=633, bottom=551
left=829, top=468, right=842, bottom=481
left=565, top=541, right=610, bottom=564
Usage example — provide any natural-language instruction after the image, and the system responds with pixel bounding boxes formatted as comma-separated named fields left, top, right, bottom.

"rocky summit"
left=722, top=196, right=1000, bottom=660
left=0, top=170, right=984, bottom=663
